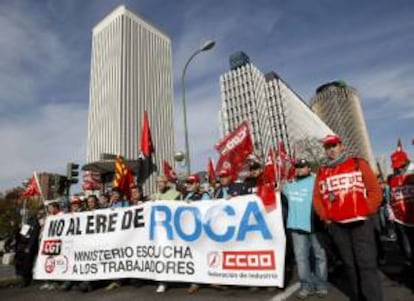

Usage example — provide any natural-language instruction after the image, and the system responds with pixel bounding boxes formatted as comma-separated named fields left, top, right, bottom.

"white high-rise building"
left=87, top=5, right=175, bottom=193
left=220, top=52, right=332, bottom=159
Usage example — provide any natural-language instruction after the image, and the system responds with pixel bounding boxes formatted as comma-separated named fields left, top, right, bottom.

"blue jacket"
left=283, top=175, right=315, bottom=233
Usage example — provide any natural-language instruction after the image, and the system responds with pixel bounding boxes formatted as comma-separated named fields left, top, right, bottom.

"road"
left=1, top=241, right=413, bottom=300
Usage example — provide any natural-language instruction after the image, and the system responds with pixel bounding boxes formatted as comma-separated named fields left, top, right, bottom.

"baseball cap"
left=218, top=168, right=231, bottom=177
left=391, top=150, right=409, bottom=169
left=322, top=134, right=342, bottom=146
left=248, top=160, right=262, bottom=170
left=294, top=158, right=310, bottom=168
left=70, top=195, right=82, bottom=205
left=186, top=174, right=200, bottom=184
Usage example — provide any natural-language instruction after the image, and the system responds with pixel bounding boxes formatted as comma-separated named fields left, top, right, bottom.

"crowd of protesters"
left=8, top=134, right=414, bottom=301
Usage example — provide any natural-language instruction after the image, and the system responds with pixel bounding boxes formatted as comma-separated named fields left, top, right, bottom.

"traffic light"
left=66, top=162, right=79, bottom=184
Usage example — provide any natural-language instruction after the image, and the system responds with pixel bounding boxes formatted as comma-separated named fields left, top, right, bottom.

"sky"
left=0, top=0, right=413, bottom=192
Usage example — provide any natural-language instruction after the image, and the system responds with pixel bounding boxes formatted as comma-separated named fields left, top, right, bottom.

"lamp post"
left=181, top=40, right=216, bottom=175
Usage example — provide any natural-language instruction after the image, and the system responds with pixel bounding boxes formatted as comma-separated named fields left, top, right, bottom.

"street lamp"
left=181, top=40, right=216, bottom=175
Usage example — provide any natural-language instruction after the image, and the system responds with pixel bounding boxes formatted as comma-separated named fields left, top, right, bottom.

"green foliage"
left=0, top=187, right=42, bottom=238
left=0, top=188, right=21, bottom=239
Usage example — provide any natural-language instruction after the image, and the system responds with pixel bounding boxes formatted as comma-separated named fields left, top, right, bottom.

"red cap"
left=70, top=196, right=82, bottom=205
left=218, top=168, right=231, bottom=177
left=391, top=150, right=409, bottom=169
left=322, top=134, right=342, bottom=145
left=186, top=174, right=200, bottom=184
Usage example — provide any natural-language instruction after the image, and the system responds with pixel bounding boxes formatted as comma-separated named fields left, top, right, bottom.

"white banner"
left=34, top=194, right=286, bottom=287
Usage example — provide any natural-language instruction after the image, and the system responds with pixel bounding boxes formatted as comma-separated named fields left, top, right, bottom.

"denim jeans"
left=291, top=230, right=327, bottom=291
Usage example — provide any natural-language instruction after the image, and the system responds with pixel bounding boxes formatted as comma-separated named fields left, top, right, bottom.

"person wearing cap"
left=283, top=158, right=328, bottom=299
left=182, top=174, right=211, bottom=294
left=213, top=168, right=244, bottom=199
left=313, top=134, right=383, bottom=301
left=388, top=141, right=414, bottom=269
left=69, top=195, right=84, bottom=213
left=183, top=174, right=211, bottom=202
left=60, top=195, right=84, bottom=291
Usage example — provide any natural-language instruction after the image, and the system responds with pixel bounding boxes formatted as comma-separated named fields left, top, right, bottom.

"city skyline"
left=0, top=0, right=413, bottom=191
left=220, top=52, right=333, bottom=159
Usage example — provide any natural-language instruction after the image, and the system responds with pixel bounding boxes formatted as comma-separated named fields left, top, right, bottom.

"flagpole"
left=34, top=171, right=46, bottom=204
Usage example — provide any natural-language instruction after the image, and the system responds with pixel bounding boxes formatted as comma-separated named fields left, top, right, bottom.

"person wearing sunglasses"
left=313, top=134, right=383, bottom=301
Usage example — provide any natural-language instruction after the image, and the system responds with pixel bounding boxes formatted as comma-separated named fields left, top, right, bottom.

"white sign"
left=34, top=194, right=286, bottom=287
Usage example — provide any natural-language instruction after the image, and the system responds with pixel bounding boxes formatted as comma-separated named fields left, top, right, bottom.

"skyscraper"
left=220, top=52, right=332, bottom=159
left=87, top=5, right=175, bottom=193
left=310, top=81, right=377, bottom=170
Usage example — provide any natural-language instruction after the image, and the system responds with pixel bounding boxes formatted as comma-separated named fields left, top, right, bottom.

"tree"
left=292, top=136, right=326, bottom=170
left=0, top=187, right=22, bottom=238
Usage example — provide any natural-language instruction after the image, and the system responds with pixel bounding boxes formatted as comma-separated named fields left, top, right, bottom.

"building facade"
left=87, top=6, right=175, bottom=193
left=310, top=81, right=377, bottom=170
left=220, top=52, right=332, bottom=159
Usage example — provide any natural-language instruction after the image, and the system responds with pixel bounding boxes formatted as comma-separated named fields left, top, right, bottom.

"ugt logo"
left=42, top=239, right=62, bottom=256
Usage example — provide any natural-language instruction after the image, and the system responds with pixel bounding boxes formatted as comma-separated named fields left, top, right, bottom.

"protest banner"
left=34, top=194, right=286, bottom=287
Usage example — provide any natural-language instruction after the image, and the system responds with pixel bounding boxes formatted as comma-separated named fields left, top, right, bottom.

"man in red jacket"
left=313, top=135, right=383, bottom=301
left=388, top=142, right=414, bottom=268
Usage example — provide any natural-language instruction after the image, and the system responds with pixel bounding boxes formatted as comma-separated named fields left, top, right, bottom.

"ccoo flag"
left=214, top=121, right=253, bottom=179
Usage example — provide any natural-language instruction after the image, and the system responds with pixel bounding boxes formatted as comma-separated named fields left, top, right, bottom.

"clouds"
left=0, top=0, right=413, bottom=191
left=0, top=103, right=88, bottom=189
left=0, top=1, right=77, bottom=112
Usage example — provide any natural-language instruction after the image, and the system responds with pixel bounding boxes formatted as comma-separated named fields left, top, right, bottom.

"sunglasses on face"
left=324, top=143, right=339, bottom=150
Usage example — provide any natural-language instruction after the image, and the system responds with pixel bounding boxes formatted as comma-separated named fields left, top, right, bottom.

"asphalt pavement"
left=1, top=240, right=413, bottom=300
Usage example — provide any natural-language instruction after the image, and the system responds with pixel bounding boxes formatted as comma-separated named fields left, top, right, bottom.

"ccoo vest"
left=389, top=170, right=414, bottom=226
left=318, top=158, right=369, bottom=223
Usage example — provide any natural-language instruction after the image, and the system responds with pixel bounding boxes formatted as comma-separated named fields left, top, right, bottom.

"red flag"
left=287, top=149, right=296, bottom=181
left=257, top=149, right=277, bottom=210
left=262, top=149, right=276, bottom=183
left=163, top=160, right=177, bottom=182
left=215, top=121, right=253, bottom=179
left=140, top=111, right=153, bottom=157
left=207, top=157, right=216, bottom=185
left=22, top=176, right=41, bottom=198
left=276, top=140, right=288, bottom=182
left=113, top=155, right=134, bottom=200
